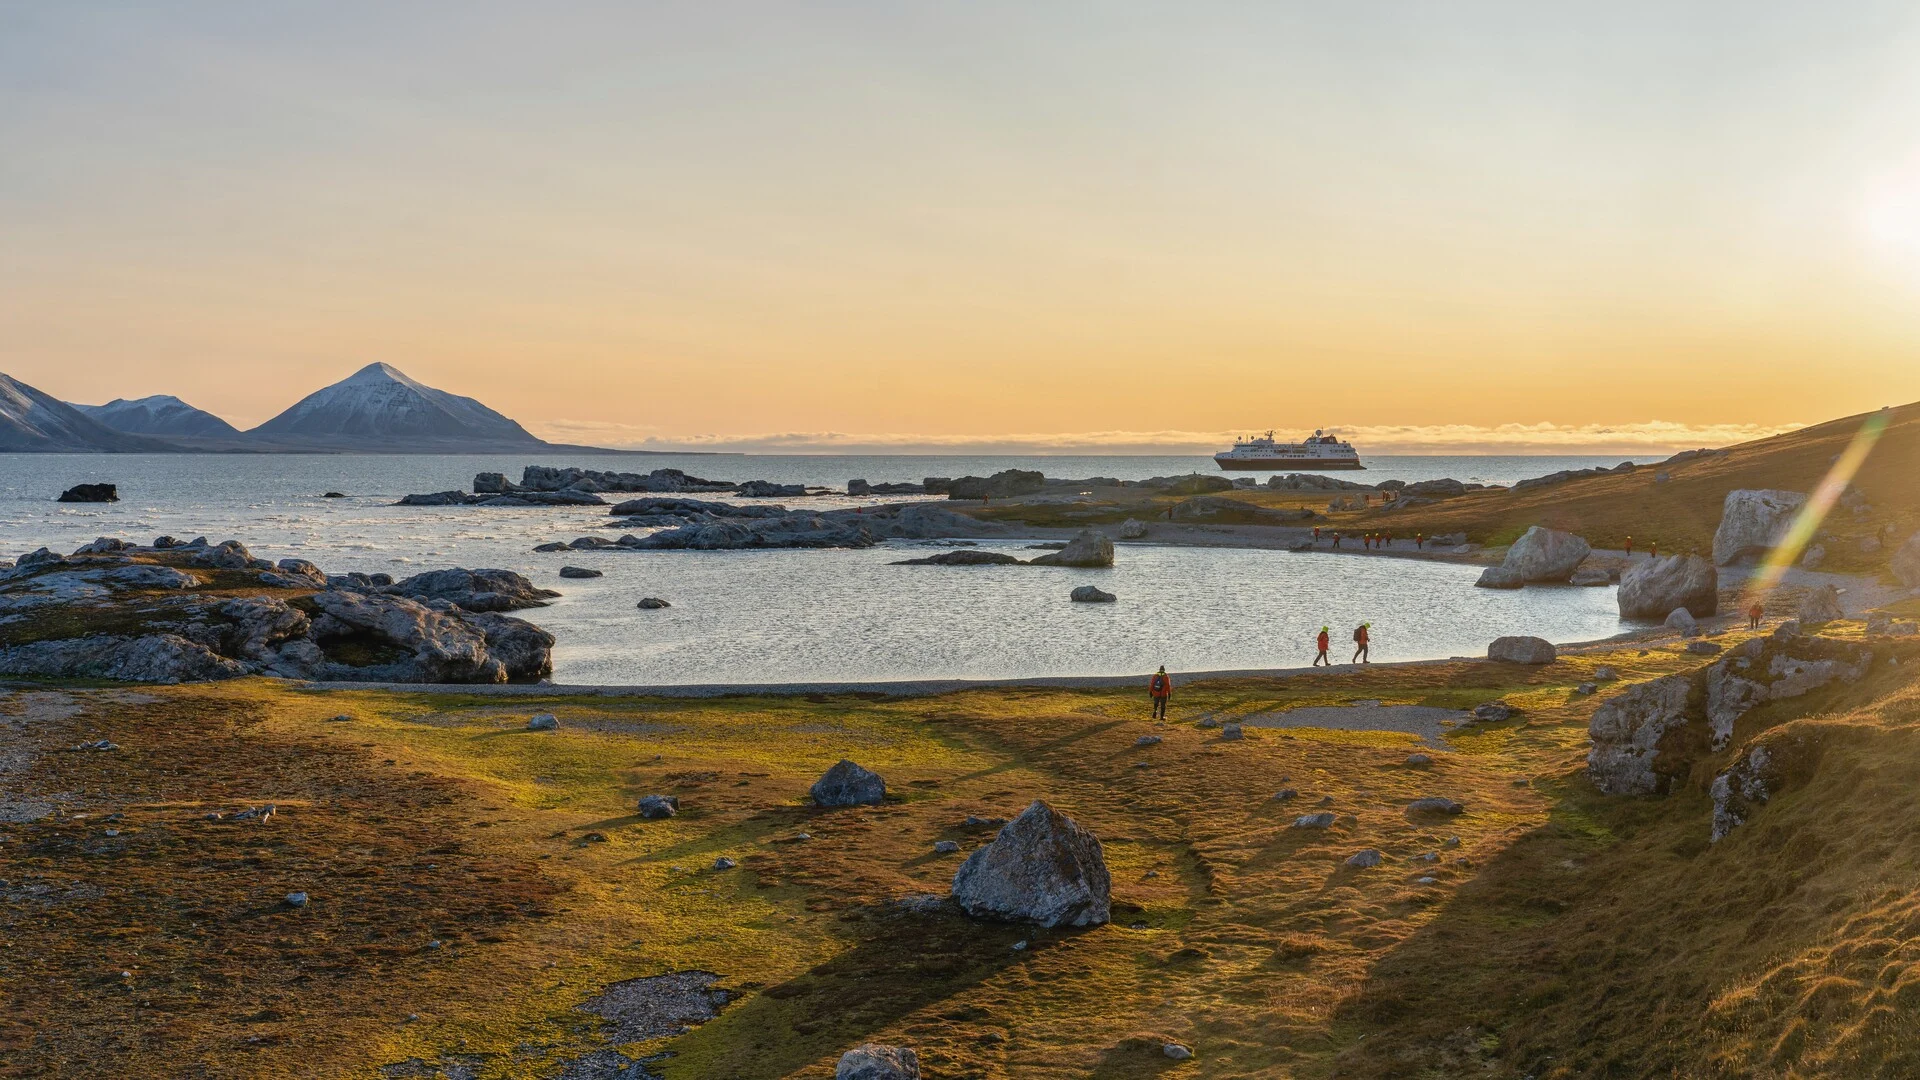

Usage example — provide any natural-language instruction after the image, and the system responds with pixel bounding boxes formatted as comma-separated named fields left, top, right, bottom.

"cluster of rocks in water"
left=530, top=500, right=1016, bottom=553
left=0, top=536, right=556, bottom=684
left=397, top=466, right=821, bottom=506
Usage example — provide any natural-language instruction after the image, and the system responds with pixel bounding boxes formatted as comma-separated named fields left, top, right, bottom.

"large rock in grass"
left=1798, top=584, right=1845, bottom=624
left=810, top=760, right=886, bottom=807
left=1487, top=636, right=1556, bottom=664
left=1498, top=526, right=1592, bottom=583
left=1712, top=489, right=1807, bottom=565
left=1618, top=554, right=1718, bottom=619
left=1893, top=532, right=1920, bottom=588
left=1588, top=674, right=1697, bottom=796
left=1028, top=529, right=1114, bottom=568
left=950, top=800, right=1111, bottom=927
left=0, top=633, right=246, bottom=683
left=836, top=1044, right=921, bottom=1080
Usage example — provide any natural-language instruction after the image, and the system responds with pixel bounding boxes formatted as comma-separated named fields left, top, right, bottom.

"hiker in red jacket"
left=1352, top=623, right=1371, bottom=664
left=1314, top=626, right=1331, bottom=666
left=1149, top=666, right=1172, bottom=719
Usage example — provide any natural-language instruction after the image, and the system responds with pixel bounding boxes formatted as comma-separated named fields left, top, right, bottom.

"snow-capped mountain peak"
left=75, top=394, right=241, bottom=438
left=249, top=363, right=543, bottom=448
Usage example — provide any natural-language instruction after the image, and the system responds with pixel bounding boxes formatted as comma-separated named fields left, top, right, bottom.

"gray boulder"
left=1292, top=812, right=1336, bottom=829
left=1570, top=567, right=1612, bottom=587
left=1474, top=566, right=1526, bottom=590
left=1498, top=526, right=1592, bottom=583
left=637, top=795, right=679, bottom=819
left=1665, top=607, right=1699, bottom=636
left=557, top=566, right=602, bottom=579
left=1070, top=585, right=1116, bottom=603
left=1028, top=529, right=1114, bottom=568
left=305, top=590, right=510, bottom=683
left=1487, top=636, right=1556, bottom=664
left=1618, top=554, right=1718, bottom=619
left=1587, top=674, right=1695, bottom=795
left=1713, top=489, right=1807, bottom=565
left=836, top=1044, right=921, bottom=1080
left=528, top=713, right=559, bottom=731
left=1800, top=544, right=1826, bottom=570
left=1893, top=532, right=1920, bottom=588
left=1344, top=849, right=1384, bottom=868
left=386, top=568, right=559, bottom=612
left=1798, top=584, right=1845, bottom=623
left=950, top=800, right=1111, bottom=927
left=1119, top=518, right=1148, bottom=539
left=636, top=597, right=671, bottom=610
left=1406, top=797, right=1464, bottom=815
left=811, top=760, right=886, bottom=807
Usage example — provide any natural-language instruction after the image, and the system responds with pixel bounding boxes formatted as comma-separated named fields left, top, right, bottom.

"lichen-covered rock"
left=1618, top=554, right=1718, bottom=619
left=811, top=760, right=886, bottom=807
left=1713, top=489, right=1807, bottom=565
left=1488, top=636, right=1556, bottom=664
left=385, top=568, right=559, bottom=612
left=835, top=1044, right=921, bottom=1080
left=1499, top=526, right=1593, bottom=583
left=0, top=634, right=246, bottom=683
left=950, top=800, right=1111, bottom=927
left=1587, top=674, right=1697, bottom=796
left=1406, top=797, right=1465, bottom=815
left=1028, top=529, right=1114, bottom=568
left=1704, top=660, right=1768, bottom=750
left=1345, top=849, right=1384, bottom=868
left=1711, top=732, right=1820, bottom=842
left=304, top=589, right=505, bottom=683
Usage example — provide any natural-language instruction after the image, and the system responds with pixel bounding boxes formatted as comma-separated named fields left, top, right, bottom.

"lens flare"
left=1743, top=412, right=1888, bottom=604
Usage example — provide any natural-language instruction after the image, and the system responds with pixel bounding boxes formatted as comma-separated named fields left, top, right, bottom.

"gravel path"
left=1239, top=703, right=1468, bottom=748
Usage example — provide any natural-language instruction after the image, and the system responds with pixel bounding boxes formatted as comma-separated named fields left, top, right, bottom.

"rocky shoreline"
left=0, top=537, right=556, bottom=684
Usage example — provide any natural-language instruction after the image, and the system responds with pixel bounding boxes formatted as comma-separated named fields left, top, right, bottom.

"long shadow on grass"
left=656, top=905, right=1059, bottom=1076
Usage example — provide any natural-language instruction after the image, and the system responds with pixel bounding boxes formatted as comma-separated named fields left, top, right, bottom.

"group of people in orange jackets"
left=1147, top=622, right=1374, bottom=712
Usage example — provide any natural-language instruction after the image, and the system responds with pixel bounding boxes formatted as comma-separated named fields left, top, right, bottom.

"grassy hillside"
left=8, top=619, right=1917, bottom=1078
left=1354, top=401, right=1920, bottom=571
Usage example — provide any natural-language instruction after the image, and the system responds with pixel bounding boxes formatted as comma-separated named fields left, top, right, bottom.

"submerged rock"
left=636, top=597, right=671, bottom=610
left=57, top=483, right=119, bottom=503
left=891, top=549, right=1020, bottom=567
left=1070, top=585, right=1117, bottom=603
left=950, top=800, right=1111, bottom=927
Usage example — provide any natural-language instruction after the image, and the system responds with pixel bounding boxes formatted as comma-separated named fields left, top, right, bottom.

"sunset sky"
left=4, top=2, right=1920, bottom=452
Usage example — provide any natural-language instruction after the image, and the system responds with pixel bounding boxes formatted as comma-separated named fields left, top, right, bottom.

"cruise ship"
left=1213, top=429, right=1363, bottom=470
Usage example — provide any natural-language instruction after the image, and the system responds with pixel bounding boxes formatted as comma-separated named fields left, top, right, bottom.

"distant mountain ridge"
left=0, top=373, right=172, bottom=452
left=247, top=363, right=544, bottom=449
left=76, top=395, right=242, bottom=438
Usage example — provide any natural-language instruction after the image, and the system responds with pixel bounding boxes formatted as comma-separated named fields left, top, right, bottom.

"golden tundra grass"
left=3, top=631, right=1917, bottom=1078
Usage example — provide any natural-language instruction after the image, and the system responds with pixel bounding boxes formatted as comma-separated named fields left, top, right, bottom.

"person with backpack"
left=1149, top=666, right=1172, bottom=719
left=1352, top=623, right=1371, bottom=664
left=1313, top=626, right=1331, bottom=666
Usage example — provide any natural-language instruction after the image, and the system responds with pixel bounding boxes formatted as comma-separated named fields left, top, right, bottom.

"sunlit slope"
left=1364, top=400, right=1920, bottom=568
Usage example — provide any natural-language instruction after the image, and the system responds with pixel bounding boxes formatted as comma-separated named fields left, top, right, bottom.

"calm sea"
left=0, top=452, right=1656, bottom=684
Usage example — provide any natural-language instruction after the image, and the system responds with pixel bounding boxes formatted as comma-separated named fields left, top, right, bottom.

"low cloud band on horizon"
left=526, top=419, right=1805, bottom=456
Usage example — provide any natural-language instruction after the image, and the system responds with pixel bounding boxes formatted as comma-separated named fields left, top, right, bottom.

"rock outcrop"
left=1119, top=518, right=1148, bottom=539
left=1617, top=554, right=1718, bottom=619
left=0, top=538, right=553, bottom=685
left=945, top=470, right=1046, bottom=500
left=384, top=568, right=558, bottom=612
left=1488, top=636, right=1557, bottom=664
left=1028, top=530, right=1114, bottom=568
left=1710, top=731, right=1819, bottom=842
left=1712, top=489, right=1807, bottom=565
left=1589, top=636, right=1869, bottom=796
left=1475, top=567, right=1525, bottom=589
left=811, top=760, right=886, bottom=807
left=1497, top=526, right=1592, bottom=583
left=1070, top=585, right=1116, bottom=603
left=950, top=800, right=1111, bottom=928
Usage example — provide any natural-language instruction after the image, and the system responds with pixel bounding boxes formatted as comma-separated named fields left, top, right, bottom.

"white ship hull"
left=1214, top=453, right=1364, bottom=470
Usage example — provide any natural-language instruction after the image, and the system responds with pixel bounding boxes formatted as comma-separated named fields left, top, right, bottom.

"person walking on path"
left=1748, top=601, right=1764, bottom=631
left=1648, top=540, right=1657, bottom=560
left=1415, top=532, right=1424, bottom=550
left=1313, top=526, right=1321, bottom=543
left=1624, top=536, right=1632, bottom=557
left=1352, top=623, right=1371, bottom=664
left=1313, top=626, right=1331, bottom=666
left=1331, top=531, right=1342, bottom=549
left=1149, top=666, right=1172, bottom=719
